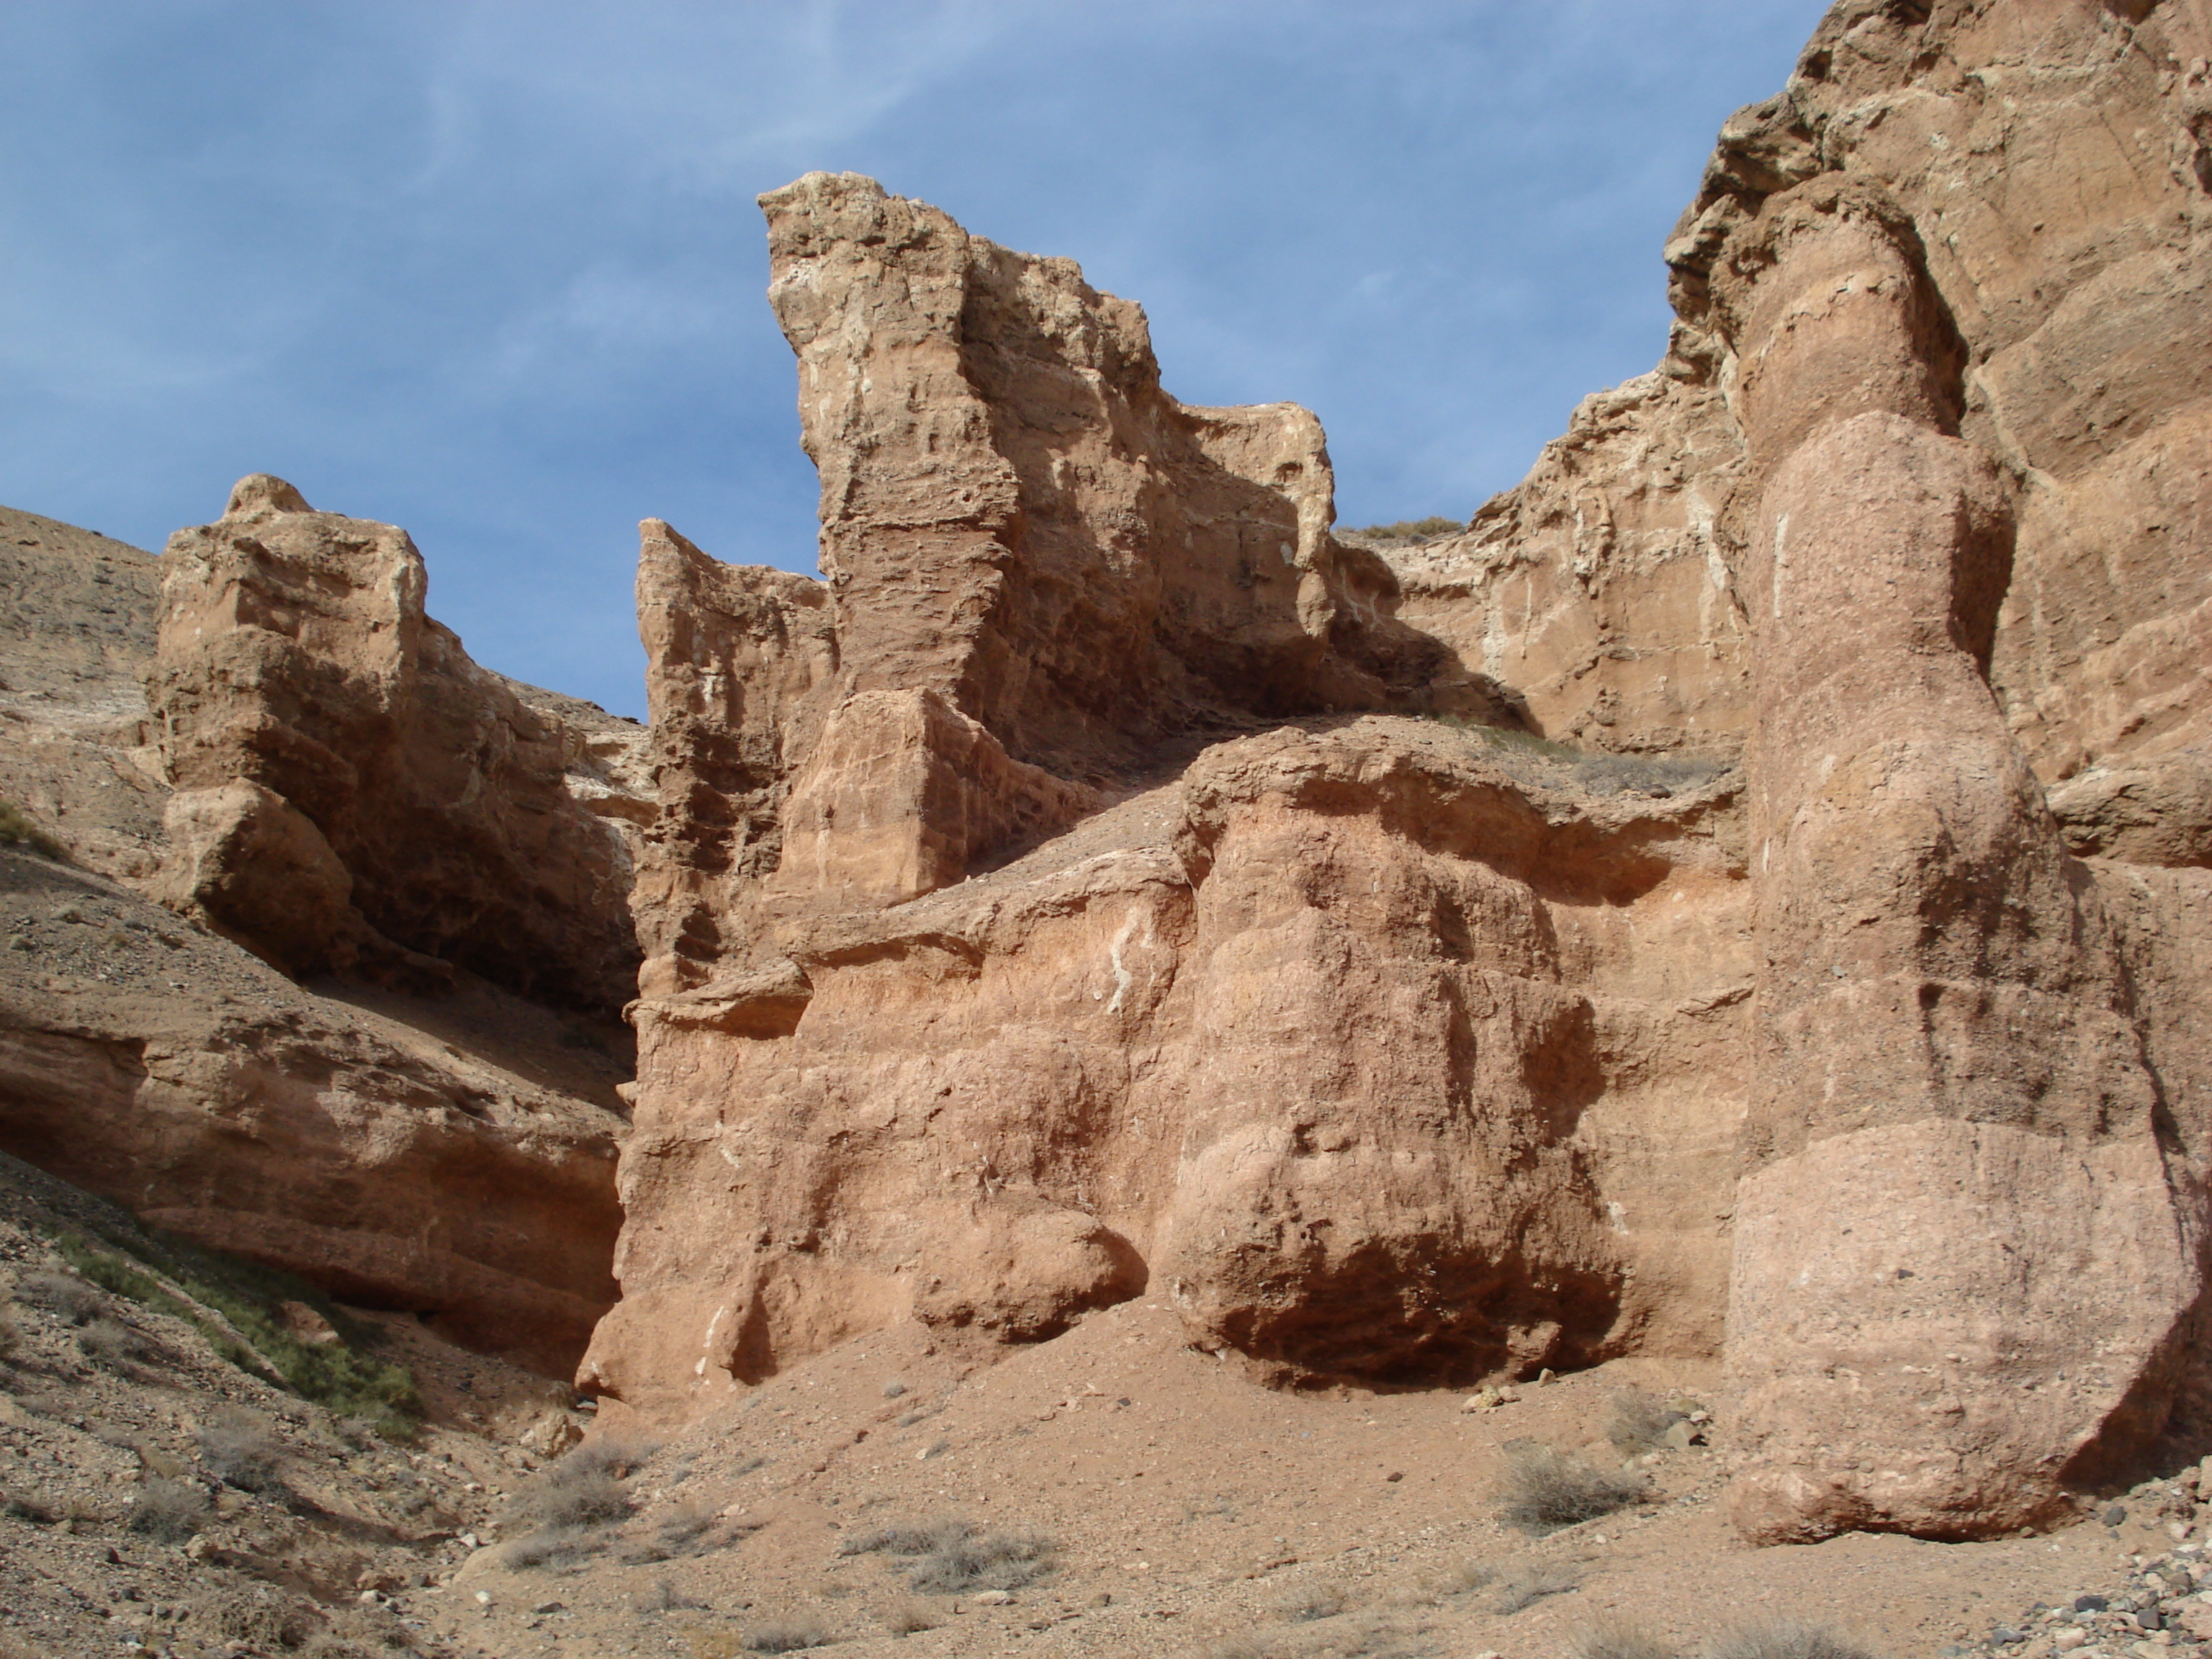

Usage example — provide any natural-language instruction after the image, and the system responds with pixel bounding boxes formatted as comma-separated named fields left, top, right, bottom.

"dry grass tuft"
left=127, top=1477, right=209, bottom=1542
left=1496, top=1442, right=1645, bottom=1533
left=20, top=1269, right=100, bottom=1325
left=739, top=1613, right=834, bottom=1652
left=1606, top=1388, right=1684, bottom=1454
left=500, top=1524, right=613, bottom=1570
left=1493, top=1560, right=1581, bottom=1614
left=1575, top=1618, right=1683, bottom=1659
left=881, top=1596, right=940, bottom=1635
left=198, top=1411, right=284, bottom=1492
left=1704, top=1621, right=1876, bottom=1659
left=1269, top=1582, right=1349, bottom=1622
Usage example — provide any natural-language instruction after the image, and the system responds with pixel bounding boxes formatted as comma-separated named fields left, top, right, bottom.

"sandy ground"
left=428, top=1300, right=2175, bottom=1659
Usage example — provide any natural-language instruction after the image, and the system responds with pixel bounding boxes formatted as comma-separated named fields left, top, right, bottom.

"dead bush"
left=198, top=1412, right=285, bottom=1492
left=907, top=1524, right=1054, bottom=1593
left=500, top=1524, right=611, bottom=1570
left=881, top=1596, right=940, bottom=1635
left=840, top=1512, right=1053, bottom=1592
left=524, top=1470, right=632, bottom=1529
left=639, top=1576, right=706, bottom=1613
left=76, top=1316, right=146, bottom=1369
left=1269, top=1582, right=1348, bottom=1622
left=1606, top=1389, right=1683, bottom=1455
left=19, top=1269, right=100, bottom=1325
left=0, top=1488, right=58, bottom=1524
left=1575, top=1619, right=1683, bottom=1659
left=1493, top=1560, right=1581, bottom=1614
left=740, top=1614, right=833, bottom=1652
left=1413, top=1560, right=1493, bottom=1600
left=0, top=1310, right=17, bottom=1360
left=547, top=1437, right=658, bottom=1484
left=193, top=1585, right=314, bottom=1649
left=1496, top=1442, right=1645, bottom=1532
left=1704, top=1622, right=1875, bottom=1659
left=302, top=1601, right=415, bottom=1656
left=839, top=1514, right=971, bottom=1558
left=127, top=1478, right=209, bottom=1542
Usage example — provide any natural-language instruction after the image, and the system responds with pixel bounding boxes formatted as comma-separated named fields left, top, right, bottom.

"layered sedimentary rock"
left=583, top=176, right=1755, bottom=1421
left=148, top=475, right=641, bottom=1011
left=583, top=0, right=2212, bottom=1549
left=0, top=508, right=170, bottom=880
left=0, top=493, right=637, bottom=1371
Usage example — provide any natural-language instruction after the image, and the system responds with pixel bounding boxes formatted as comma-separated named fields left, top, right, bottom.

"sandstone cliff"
left=148, top=474, right=644, bottom=1012
left=0, top=493, right=641, bottom=1372
left=582, top=0, right=2212, bottom=1552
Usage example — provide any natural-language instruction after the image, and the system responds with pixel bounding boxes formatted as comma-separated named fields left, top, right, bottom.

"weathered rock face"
left=585, top=176, right=1751, bottom=1421
left=148, top=475, right=641, bottom=1011
left=0, top=492, right=639, bottom=1373
left=0, top=507, right=170, bottom=881
left=585, top=0, right=2212, bottom=1550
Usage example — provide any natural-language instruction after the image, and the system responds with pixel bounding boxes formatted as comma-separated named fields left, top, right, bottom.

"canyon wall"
left=0, top=487, right=642, bottom=1372
left=584, top=0, right=2212, bottom=1547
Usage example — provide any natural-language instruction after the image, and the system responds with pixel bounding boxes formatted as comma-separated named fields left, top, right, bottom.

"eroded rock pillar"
left=1721, top=188, right=2199, bottom=1541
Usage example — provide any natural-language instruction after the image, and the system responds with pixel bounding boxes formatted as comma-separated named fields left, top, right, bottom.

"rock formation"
left=582, top=176, right=1753, bottom=1424
left=0, top=494, right=639, bottom=1372
left=581, top=0, right=2212, bottom=1552
left=147, top=474, right=642, bottom=1011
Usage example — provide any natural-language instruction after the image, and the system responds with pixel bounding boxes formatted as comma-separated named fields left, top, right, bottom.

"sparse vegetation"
left=740, top=1614, right=834, bottom=1652
left=881, top=1596, right=940, bottom=1635
left=76, top=1314, right=146, bottom=1369
left=1415, top=1560, right=1493, bottom=1599
left=0, top=1487, right=59, bottom=1524
left=1704, top=1621, right=1876, bottom=1659
left=1493, top=1560, right=1581, bottom=1614
left=500, top=1524, right=610, bottom=1570
left=841, top=1513, right=1055, bottom=1593
left=1427, top=716, right=1734, bottom=798
left=0, top=800, right=63, bottom=860
left=20, top=1267, right=102, bottom=1325
left=1342, top=516, right=1462, bottom=543
left=198, top=1411, right=285, bottom=1492
left=639, top=1576, right=706, bottom=1613
left=127, top=1477, right=210, bottom=1542
left=1496, top=1442, right=1646, bottom=1533
left=194, top=1585, right=314, bottom=1650
left=1575, top=1619, right=1683, bottom=1659
left=1270, top=1582, right=1349, bottom=1622
left=48, top=1230, right=420, bottom=1436
left=1606, top=1387, right=1685, bottom=1454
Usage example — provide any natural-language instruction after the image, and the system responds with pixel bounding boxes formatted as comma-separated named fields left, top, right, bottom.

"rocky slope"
left=582, top=0, right=2212, bottom=1558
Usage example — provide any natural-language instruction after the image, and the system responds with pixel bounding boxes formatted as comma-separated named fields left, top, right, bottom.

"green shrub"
left=50, top=1231, right=420, bottom=1436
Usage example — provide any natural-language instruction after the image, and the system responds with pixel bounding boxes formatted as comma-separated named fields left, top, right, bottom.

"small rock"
left=531, top=1601, right=564, bottom=1615
left=2106, top=1507, right=2130, bottom=1528
left=2079, top=1596, right=2111, bottom=1613
left=971, top=1590, right=1013, bottom=1606
left=474, top=1591, right=492, bottom=1606
left=1537, top=1369, right=1557, bottom=1386
left=1384, top=1470, right=1403, bottom=1483
left=1990, top=1627, right=2026, bottom=1646
left=2051, top=1629, right=2089, bottom=1651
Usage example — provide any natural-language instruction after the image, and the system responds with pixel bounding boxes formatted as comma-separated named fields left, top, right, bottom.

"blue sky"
left=0, top=1, right=1827, bottom=717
